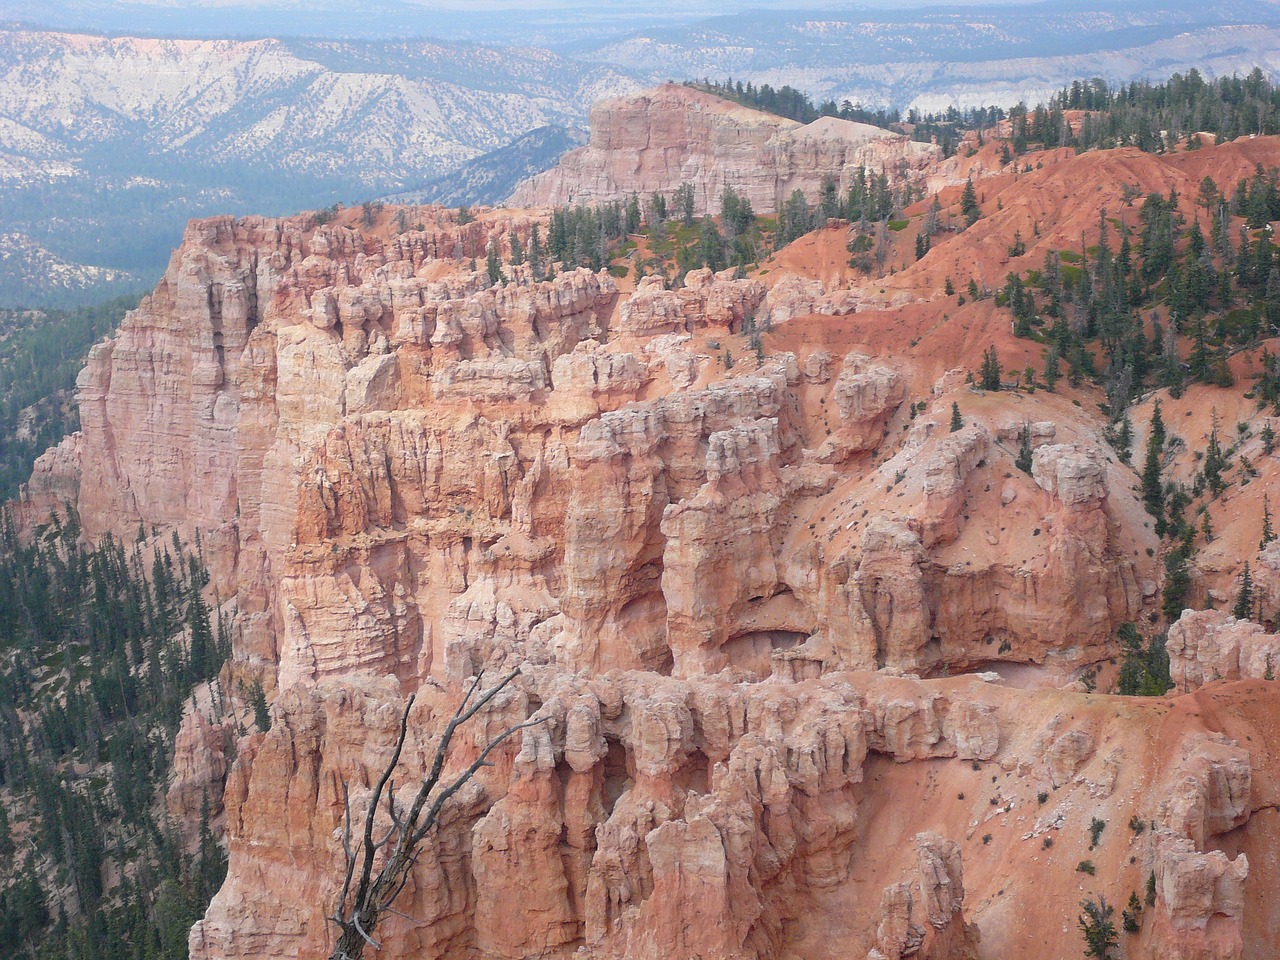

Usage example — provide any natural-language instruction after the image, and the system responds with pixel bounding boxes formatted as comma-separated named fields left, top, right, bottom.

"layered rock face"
left=507, top=84, right=940, bottom=215
left=1167, top=610, right=1280, bottom=690
left=22, top=139, right=1280, bottom=960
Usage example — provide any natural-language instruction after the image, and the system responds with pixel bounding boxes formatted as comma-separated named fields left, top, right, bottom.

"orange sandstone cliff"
left=507, top=84, right=940, bottom=215
left=18, top=92, right=1280, bottom=960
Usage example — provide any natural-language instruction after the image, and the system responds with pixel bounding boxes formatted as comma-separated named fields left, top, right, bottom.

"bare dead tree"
left=329, top=668, right=541, bottom=960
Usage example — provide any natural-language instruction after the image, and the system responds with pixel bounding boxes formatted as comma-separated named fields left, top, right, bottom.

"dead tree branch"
left=328, top=668, right=539, bottom=960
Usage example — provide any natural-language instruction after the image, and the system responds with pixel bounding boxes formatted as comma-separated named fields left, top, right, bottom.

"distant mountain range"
left=3, top=1, right=1280, bottom=307
left=381, top=125, right=589, bottom=209
left=572, top=0, right=1280, bottom=113
left=0, top=29, right=637, bottom=307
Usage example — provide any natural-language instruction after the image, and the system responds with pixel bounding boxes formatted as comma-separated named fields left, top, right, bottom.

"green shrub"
left=1089, top=817, right=1106, bottom=848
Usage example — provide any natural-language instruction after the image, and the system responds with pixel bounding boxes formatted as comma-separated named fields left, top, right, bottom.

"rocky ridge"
left=507, top=84, right=940, bottom=215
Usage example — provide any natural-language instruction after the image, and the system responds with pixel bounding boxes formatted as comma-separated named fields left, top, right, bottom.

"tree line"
left=997, top=69, right=1280, bottom=157
left=690, top=78, right=1004, bottom=158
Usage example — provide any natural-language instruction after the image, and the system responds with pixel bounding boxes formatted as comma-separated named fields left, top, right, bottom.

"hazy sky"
left=0, top=0, right=1048, bottom=15
left=0, top=0, right=1228, bottom=44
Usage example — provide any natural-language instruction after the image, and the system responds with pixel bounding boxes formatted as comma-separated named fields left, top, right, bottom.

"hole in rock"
left=554, top=757, right=575, bottom=840
left=948, top=660, right=1052, bottom=690
left=722, top=630, right=809, bottom=680
left=674, top=749, right=710, bottom=798
left=601, top=739, right=632, bottom=818
left=642, top=647, right=674, bottom=676
left=207, top=282, right=223, bottom=325
left=618, top=590, right=672, bottom=675
left=914, top=635, right=943, bottom=670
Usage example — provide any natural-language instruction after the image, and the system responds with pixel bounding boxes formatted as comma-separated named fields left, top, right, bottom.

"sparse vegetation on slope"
left=689, top=78, right=1005, bottom=158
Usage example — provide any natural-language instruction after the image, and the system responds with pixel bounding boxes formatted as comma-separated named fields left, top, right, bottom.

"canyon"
left=16, top=88, right=1280, bottom=960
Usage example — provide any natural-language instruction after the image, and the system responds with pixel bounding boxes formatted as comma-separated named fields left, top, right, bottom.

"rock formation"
left=18, top=115, right=1280, bottom=960
left=1167, top=610, right=1280, bottom=689
left=508, top=84, right=940, bottom=215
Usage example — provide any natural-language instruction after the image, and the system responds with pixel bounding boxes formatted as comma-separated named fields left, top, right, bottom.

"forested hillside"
left=0, top=298, right=136, bottom=502
left=0, top=509, right=236, bottom=960
left=383, top=125, right=587, bottom=208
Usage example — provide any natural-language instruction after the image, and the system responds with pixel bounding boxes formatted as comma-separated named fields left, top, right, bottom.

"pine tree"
left=1115, top=416, right=1133, bottom=464
left=1267, top=267, right=1280, bottom=332
left=1122, top=891, right=1143, bottom=933
left=1188, top=317, right=1213, bottom=383
left=197, top=791, right=227, bottom=902
left=979, top=345, right=1002, bottom=390
left=1162, top=544, right=1193, bottom=621
left=950, top=401, right=964, bottom=432
left=1042, top=348, right=1061, bottom=392
left=1234, top=561, right=1254, bottom=620
left=915, top=231, right=931, bottom=261
left=697, top=218, right=725, bottom=272
left=529, top=225, right=545, bottom=281
left=1262, top=494, right=1276, bottom=549
left=1016, top=422, right=1033, bottom=474
left=819, top=175, right=840, bottom=222
left=779, top=189, right=813, bottom=246
left=486, top=243, right=504, bottom=285
left=1203, top=413, right=1228, bottom=497
left=674, top=182, right=696, bottom=226
left=1078, top=896, right=1118, bottom=959
left=1149, top=398, right=1166, bottom=450
left=961, top=176, right=981, bottom=224
left=625, top=193, right=642, bottom=234
left=248, top=679, right=270, bottom=731
left=0, top=799, right=12, bottom=859
left=186, top=579, right=214, bottom=683
left=1141, top=437, right=1164, bottom=522
left=649, top=191, right=667, bottom=223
